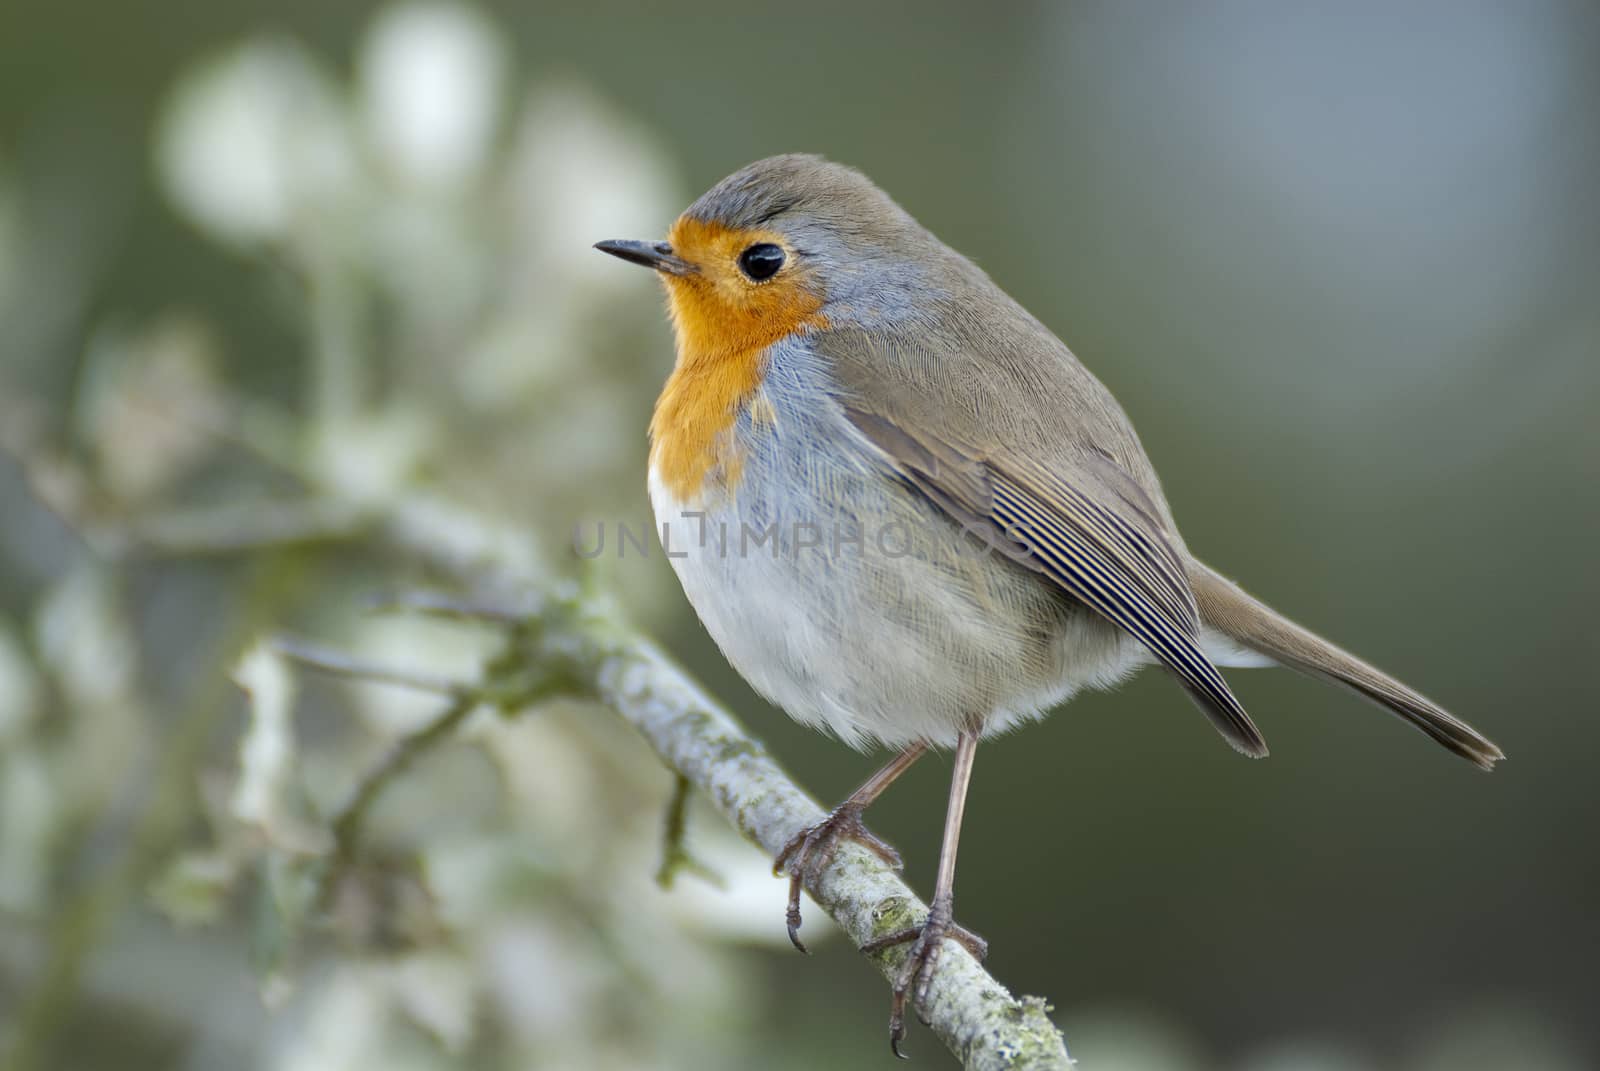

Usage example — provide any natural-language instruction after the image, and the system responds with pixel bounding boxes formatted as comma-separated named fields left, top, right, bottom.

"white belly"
left=647, top=454, right=1151, bottom=752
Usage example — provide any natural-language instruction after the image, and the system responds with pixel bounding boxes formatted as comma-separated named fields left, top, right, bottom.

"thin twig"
left=324, top=691, right=481, bottom=873
left=270, top=634, right=475, bottom=698
left=655, top=772, right=721, bottom=890
left=362, top=588, right=540, bottom=625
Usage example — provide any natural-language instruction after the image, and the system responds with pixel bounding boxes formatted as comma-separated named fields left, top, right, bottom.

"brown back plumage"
left=783, top=156, right=1501, bottom=767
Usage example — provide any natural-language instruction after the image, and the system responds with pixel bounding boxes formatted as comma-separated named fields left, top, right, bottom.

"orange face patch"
left=648, top=217, right=827, bottom=501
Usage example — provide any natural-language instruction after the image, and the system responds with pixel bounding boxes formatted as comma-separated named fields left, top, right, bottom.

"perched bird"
left=596, top=154, right=1502, bottom=1055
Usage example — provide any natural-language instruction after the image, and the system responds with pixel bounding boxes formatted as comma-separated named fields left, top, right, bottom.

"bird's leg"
left=774, top=742, right=927, bottom=953
left=860, top=730, right=986, bottom=1059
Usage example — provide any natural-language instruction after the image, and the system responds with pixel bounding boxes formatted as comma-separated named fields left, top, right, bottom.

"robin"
left=595, top=154, right=1502, bottom=1055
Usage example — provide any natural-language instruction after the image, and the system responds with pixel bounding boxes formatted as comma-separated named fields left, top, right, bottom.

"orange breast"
left=648, top=218, right=827, bottom=502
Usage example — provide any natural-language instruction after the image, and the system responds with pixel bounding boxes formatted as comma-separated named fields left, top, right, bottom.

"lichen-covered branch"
left=508, top=594, right=1073, bottom=1070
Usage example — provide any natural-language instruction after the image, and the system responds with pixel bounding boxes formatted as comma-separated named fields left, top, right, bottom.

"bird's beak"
left=593, top=239, right=694, bottom=276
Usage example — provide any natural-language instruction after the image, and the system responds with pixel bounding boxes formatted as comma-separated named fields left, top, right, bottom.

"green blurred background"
left=2, top=2, right=1597, bottom=1069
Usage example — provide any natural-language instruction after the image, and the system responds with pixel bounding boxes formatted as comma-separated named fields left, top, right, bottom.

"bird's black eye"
left=737, top=243, right=785, bottom=281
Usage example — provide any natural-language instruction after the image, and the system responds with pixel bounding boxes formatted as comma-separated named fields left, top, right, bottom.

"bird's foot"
left=773, top=805, right=903, bottom=953
left=862, top=897, right=987, bottom=1059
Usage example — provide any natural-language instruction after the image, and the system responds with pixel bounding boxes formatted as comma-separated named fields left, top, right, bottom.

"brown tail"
left=1189, top=562, right=1504, bottom=770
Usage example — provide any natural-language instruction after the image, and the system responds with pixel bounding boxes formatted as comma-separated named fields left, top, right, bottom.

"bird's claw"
left=773, top=806, right=902, bottom=953
left=861, top=899, right=986, bottom=1057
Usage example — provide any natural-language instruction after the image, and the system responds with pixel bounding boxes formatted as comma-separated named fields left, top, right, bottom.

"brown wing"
left=843, top=405, right=1269, bottom=758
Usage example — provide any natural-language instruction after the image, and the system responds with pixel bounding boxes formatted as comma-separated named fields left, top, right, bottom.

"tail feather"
left=1188, top=562, right=1504, bottom=770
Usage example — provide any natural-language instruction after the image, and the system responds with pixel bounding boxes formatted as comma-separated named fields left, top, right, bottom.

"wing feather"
left=844, top=405, right=1268, bottom=757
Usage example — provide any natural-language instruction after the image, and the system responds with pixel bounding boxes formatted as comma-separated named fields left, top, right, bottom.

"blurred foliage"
left=1, top=2, right=1597, bottom=1070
